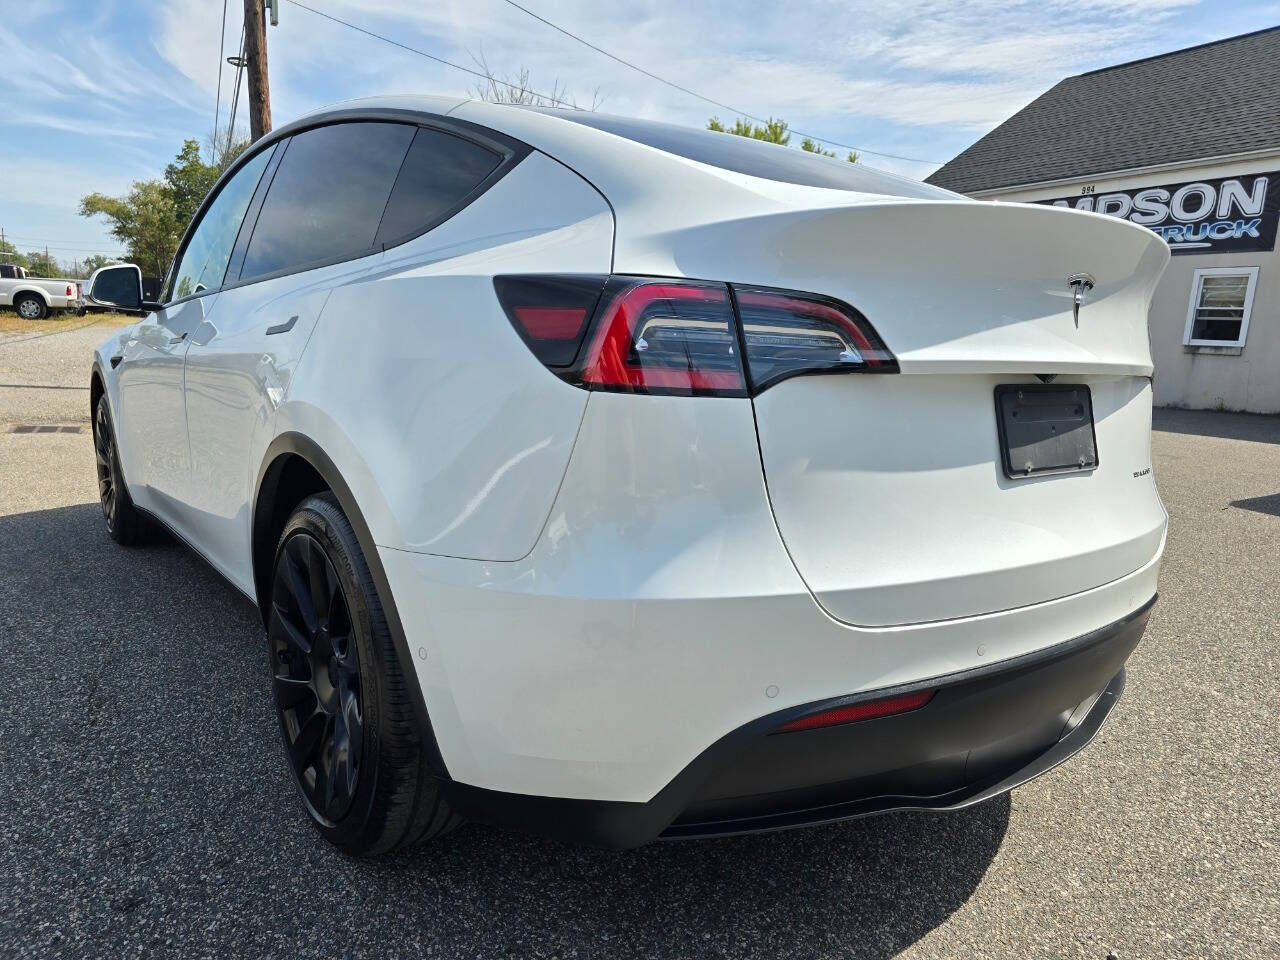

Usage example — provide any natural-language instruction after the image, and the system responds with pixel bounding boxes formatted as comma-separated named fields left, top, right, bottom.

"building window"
left=1183, top=267, right=1259, bottom=348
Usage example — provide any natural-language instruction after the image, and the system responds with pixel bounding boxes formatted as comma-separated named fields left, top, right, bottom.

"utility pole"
left=243, top=0, right=272, bottom=142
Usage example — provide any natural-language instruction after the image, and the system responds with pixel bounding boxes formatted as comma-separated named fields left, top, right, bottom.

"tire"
left=93, top=395, right=154, bottom=545
left=15, top=294, right=47, bottom=320
left=268, top=493, right=460, bottom=855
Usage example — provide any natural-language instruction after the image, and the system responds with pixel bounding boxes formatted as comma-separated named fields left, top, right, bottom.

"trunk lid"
left=736, top=200, right=1169, bottom=626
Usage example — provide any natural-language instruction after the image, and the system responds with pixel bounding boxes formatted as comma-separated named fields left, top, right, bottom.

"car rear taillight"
left=494, top=275, right=895, bottom=397
left=773, top=689, right=935, bottom=734
left=494, top=275, right=607, bottom=367
left=733, top=285, right=897, bottom=391
left=579, top=278, right=744, bottom=396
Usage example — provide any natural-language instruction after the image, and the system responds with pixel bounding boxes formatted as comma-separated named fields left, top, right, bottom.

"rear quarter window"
left=375, top=127, right=502, bottom=246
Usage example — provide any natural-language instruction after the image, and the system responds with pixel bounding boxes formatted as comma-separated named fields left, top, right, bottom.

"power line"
left=215, top=0, right=230, bottom=139
left=226, top=20, right=246, bottom=152
left=4, top=233, right=123, bottom=245
left=495, top=0, right=942, bottom=166
left=10, top=242, right=127, bottom=255
left=282, top=0, right=579, bottom=109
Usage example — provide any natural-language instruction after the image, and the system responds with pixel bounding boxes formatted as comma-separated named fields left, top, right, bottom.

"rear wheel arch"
left=251, top=433, right=451, bottom=777
left=12, top=286, right=50, bottom=304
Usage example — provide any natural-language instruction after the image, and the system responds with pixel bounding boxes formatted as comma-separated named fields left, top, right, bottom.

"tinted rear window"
left=530, top=108, right=954, bottom=199
left=241, top=122, right=415, bottom=280
left=375, top=127, right=502, bottom=245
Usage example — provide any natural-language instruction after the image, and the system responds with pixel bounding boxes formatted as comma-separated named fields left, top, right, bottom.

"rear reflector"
left=733, top=285, right=897, bottom=391
left=773, top=689, right=935, bottom=733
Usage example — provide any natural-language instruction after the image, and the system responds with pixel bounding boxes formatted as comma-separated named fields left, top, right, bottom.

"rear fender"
left=10, top=285, right=51, bottom=306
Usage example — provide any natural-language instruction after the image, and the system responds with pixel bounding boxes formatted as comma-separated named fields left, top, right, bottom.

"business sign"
left=1034, top=171, right=1279, bottom=255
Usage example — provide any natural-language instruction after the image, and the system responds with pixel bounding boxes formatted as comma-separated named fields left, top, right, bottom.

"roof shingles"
left=926, top=26, right=1280, bottom=194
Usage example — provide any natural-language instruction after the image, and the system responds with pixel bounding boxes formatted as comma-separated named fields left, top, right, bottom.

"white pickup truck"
left=0, top=264, right=85, bottom=319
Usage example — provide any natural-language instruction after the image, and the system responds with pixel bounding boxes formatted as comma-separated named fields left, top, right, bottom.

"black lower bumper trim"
left=663, top=667, right=1126, bottom=839
left=443, top=596, right=1154, bottom=849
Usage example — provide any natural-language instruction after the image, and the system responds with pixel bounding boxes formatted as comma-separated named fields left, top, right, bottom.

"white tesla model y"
left=88, top=97, right=1169, bottom=854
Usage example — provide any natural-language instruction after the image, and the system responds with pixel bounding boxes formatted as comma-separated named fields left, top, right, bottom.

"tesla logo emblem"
left=1067, top=273, right=1095, bottom=328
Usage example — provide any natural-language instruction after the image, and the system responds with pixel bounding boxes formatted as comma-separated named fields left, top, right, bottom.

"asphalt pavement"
left=1, top=320, right=1277, bottom=959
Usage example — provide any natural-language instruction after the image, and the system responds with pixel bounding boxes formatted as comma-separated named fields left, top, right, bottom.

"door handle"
left=265, top=315, right=298, bottom=336
left=169, top=332, right=188, bottom=344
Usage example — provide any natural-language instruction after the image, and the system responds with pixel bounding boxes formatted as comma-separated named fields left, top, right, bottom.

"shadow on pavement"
left=2, top=502, right=1007, bottom=959
left=1230, top=492, right=1280, bottom=518
left=379, top=798, right=1011, bottom=958
left=1153, top=406, right=1280, bottom=444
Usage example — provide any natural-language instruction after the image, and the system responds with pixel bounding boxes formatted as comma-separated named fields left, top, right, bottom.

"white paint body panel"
left=281, top=151, right=611, bottom=559
left=380, top=389, right=1164, bottom=800
left=94, top=97, right=1168, bottom=804
left=754, top=375, right=1165, bottom=626
left=182, top=261, right=349, bottom=593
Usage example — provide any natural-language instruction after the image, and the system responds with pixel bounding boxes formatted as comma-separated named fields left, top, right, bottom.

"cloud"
left=145, top=0, right=1206, bottom=150
left=6, top=0, right=1274, bottom=251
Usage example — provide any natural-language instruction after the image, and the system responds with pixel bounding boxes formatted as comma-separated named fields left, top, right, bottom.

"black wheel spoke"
left=340, top=684, right=362, bottom=746
left=272, top=672, right=313, bottom=710
left=288, top=708, right=328, bottom=777
left=282, top=540, right=318, bottom=633
left=307, top=538, right=334, bottom=624
left=270, top=603, right=312, bottom=655
left=331, top=732, right=355, bottom=807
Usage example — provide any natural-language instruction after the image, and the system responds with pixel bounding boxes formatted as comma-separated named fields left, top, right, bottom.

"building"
left=927, top=26, right=1280, bottom=413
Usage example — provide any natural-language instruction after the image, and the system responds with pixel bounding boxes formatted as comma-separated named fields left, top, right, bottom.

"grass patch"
left=0, top=310, right=136, bottom=337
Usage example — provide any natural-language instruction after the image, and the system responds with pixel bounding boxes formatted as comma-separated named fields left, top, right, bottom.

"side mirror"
left=87, top=264, right=152, bottom=314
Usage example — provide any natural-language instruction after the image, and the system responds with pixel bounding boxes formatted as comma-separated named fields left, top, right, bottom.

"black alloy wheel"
left=94, top=400, right=118, bottom=527
left=92, top=394, right=152, bottom=545
left=268, top=493, right=460, bottom=854
left=269, top=531, right=364, bottom=825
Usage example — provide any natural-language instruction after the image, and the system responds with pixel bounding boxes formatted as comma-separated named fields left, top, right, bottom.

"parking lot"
left=1, top=318, right=1277, bottom=960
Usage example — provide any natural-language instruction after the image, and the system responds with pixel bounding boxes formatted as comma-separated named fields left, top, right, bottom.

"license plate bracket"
left=994, top=383, right=1098, bottom=479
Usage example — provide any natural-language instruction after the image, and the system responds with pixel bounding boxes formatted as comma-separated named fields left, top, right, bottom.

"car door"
left=114, top=299, right=207, bottom=523
left=114, top=145, right=276, bottom=539
left=182, top=121, right=436, bottom=588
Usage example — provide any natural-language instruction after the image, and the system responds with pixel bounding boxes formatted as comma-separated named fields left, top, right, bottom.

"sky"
left=1, top=0, right=1277, bottom=265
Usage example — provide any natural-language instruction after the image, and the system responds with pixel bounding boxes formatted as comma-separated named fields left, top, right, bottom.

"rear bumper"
left=442, top=596, right=1152, bottom=848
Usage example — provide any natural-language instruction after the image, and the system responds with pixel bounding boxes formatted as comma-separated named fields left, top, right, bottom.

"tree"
left=470, top=53, right=602, bottom=110
left=708, top=116, right=791, bottom=145
left=80, top=179, right=180, bottom=279
left=165, top=139, right=222, bottom=231
left=26, top=251, right=61, bottom=277
left=81, top=254, right=119, bottom=275
left=80, top=137, right=238, bottom=278
left=710, top=118, right=858, bottom=163
left=207, top=130, right=250, bottom=174
left=0, top=239, right=28, bottom=269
